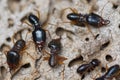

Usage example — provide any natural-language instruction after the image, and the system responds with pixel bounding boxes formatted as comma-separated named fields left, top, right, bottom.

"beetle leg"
left=11, top=33, right=17, bottom=44
left=60, top=64, right=65, bottom=80
left=62, top=7, right=78, bottom=14
left=34, top=9, right=41, bottom=20
left=23, top=51, right=35, bottom=60
left=42, top=49, right=50, bottom=55
left=90, top=72, right=101, bottom=80
left=25, top=30, right=32, bottom=41
left=85, top=24, right=95, bottom=38
left=44, top=29, right=52, bottom=39
left=22, top=20, right=33, bottom=27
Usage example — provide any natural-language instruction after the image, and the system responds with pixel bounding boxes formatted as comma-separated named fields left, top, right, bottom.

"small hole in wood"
left=68, top=55, right=83, bottom=67
left=101, top=67, right=106, bottom=73
left=6, top=37, right=11, bottom=42
left=81, top=75, right=85, bottom=79
left=0, top=43, right=6, bottom=51
left=85, top=37, right=89, bottom=41
left=100, top=41, right=110, bottom=50
left=21, top=63, right=30, bottom=68
left=118, top=24, right=120, bottom=29
left=0, top=66, right=7, bottom=79
left=105, top=55, right=113, bottom=62
left=55, top=27, right=64, bottom=36
left=86, top=0, right=91, bottom=3
left=112, top=4, right=118, bottom=9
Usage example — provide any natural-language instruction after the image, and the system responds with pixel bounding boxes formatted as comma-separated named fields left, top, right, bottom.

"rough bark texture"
left=0, top=0, right=120, bottom=80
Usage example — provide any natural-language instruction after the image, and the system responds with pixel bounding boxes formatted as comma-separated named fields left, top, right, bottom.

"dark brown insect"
left=23, top=10, right=50, bottom=52
left=63, top=6, right=110, bottom=37
left=96, top=64, right=120, bottom=80
left=44, top=37, right=67, bottom=68
left=67, top=12, right=110, bottom=27
left=77, top=59, right=101, bottom=79
left=28, top=13, right=47, bottom=52
left=6, top=39, right=25, bottom=70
